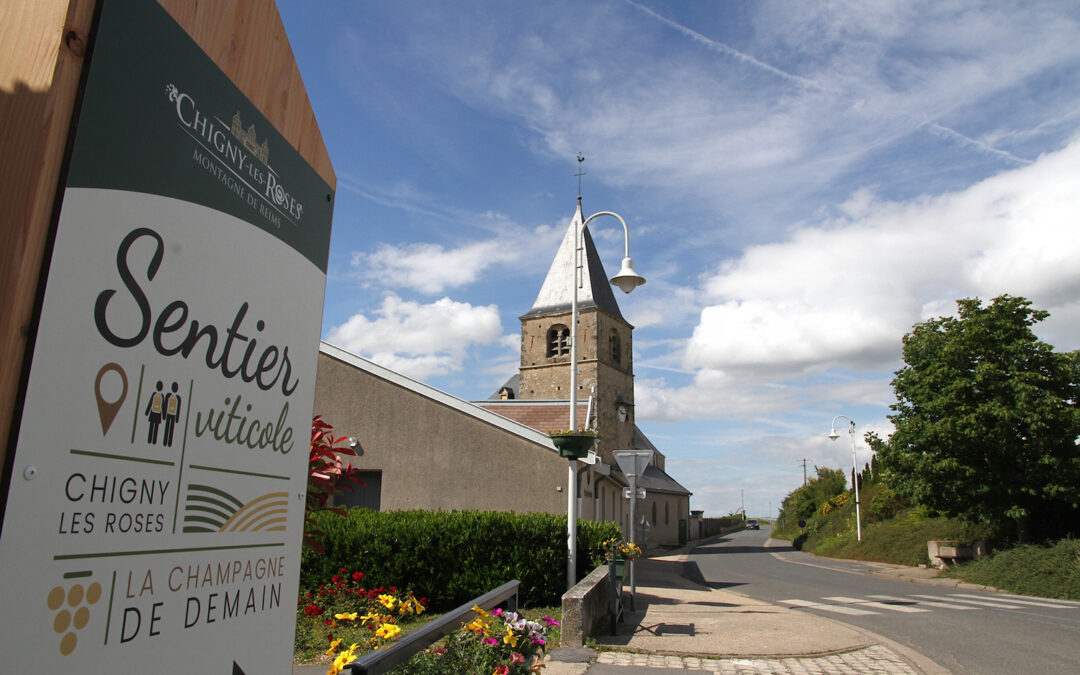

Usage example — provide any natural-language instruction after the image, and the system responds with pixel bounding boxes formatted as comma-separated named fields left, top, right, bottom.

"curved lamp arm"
left=829, top=414, right=854, bottom=439
left=581, top=210, right=646, bottom=293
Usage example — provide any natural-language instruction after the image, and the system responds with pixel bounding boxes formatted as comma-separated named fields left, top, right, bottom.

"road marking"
left=823, top=595, right=931, bottom=613
left=779, top=599, right=878, bottom=615
left=949, top=593, right=1075, bottom=609
left=868, top=594, right=977, bottom=610
left=911, top=594, right=1021, bottom=609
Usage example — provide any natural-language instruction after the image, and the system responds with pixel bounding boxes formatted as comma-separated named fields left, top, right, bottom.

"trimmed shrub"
left=300, top=509, right=620, bottom=611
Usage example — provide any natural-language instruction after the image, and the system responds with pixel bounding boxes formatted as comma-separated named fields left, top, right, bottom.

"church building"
left=313, top=199, right=693, bottom=547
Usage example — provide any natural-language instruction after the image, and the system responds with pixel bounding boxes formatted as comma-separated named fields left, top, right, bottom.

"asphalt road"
left=686, top=527, right=1080, bottom=674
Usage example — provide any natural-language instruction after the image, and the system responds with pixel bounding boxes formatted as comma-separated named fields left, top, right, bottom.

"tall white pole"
left=849, top=420, right=862, bottom=542
left=829, top=415, right=862, bottom=542
left=567, top=204, right=581, bottom=590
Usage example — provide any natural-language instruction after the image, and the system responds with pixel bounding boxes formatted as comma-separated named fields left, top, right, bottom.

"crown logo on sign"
left=230, top=112, right=269, bottom=164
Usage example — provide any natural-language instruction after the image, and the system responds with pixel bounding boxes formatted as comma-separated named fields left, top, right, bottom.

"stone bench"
left=927, top=540, right=988, bottom=570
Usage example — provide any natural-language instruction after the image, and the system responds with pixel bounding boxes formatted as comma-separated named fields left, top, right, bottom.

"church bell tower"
left=517, top=199, right=637, bottom=462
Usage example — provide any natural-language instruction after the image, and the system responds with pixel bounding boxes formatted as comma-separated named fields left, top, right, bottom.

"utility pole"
left=799, top=458, right=811, bottom=486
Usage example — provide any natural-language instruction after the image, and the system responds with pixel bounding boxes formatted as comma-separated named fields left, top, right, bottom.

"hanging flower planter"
left=549, top=433, right=595, bottom=460
left=610, top=558, right=627, bottom=584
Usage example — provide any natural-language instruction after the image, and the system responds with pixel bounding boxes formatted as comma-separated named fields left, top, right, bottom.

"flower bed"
left=295, top=567, right=427, bottom=670
left=389, top=605, right=559, bottom=675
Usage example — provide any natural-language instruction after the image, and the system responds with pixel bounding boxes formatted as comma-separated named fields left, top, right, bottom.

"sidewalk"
left=545, top=550, right=949, bottom=675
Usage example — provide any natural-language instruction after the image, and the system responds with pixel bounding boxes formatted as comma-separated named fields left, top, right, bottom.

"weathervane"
left=576, top=153, right=586, bottom=198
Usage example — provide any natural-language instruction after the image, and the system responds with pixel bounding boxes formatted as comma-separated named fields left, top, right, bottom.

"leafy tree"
left=780, top=466, right=847, bottom=523
left=873, top=295, right=1080, bottom=541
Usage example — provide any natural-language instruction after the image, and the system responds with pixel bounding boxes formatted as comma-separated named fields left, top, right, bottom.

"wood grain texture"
left=158, top=0, right=335, bottom=187
left=0, top=0, right=334, bottom=469
left=0, top=0, right=97, bottom=466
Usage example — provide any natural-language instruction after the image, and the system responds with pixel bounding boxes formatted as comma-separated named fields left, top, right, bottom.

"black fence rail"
left=345, top=580, right=520, bottom=675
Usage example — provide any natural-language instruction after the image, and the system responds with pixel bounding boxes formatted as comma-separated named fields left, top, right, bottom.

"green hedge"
left=300, top=509, right=620, bottom=611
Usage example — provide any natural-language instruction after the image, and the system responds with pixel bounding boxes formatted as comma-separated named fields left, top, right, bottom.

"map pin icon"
left=94, top=363, right=128, bottom=435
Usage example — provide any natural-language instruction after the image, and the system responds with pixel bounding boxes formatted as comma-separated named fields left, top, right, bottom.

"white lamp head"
left=827, top=429, right=840, bottom=441
left=610, top=257, right=646, bottom=294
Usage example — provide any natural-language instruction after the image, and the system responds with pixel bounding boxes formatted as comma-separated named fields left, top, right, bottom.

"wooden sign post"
left=0, top=2, right=335, bottom=672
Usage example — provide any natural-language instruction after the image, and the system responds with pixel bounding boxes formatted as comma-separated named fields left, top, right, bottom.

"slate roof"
left=521, top=199, right=627, bottom=322
left=634, top=464, right=692, bottom=496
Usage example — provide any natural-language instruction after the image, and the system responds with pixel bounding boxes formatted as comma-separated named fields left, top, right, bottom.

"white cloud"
left=637, top=137, right=1080, bottom=422
left=353, top=240, right=520, bottom=294
left=325, top=295, right=503, bottom=380
left=688, top=139, right=1080, bottom=372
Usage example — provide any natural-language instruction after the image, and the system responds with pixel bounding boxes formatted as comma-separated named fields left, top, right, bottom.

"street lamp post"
left=828, top=415, right=862, bottom=541
left=566, top=197, right=645, bottom=589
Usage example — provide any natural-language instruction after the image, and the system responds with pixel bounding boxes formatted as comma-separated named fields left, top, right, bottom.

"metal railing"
left=345, top=580, right=520, bottom=675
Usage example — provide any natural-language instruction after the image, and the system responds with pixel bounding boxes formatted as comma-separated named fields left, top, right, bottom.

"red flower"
left=494, top=666, right=510, bottom=675
left=352, top=571, right=364, bottom=582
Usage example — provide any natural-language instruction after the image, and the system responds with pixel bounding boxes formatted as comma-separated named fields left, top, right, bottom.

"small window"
left=651, top=501, right=657, bottom=527
left=546, top=325, right=570, bottom=357
left=609, top=330, right=621, bottom=363
left=665, top=501, right=670, bottom=525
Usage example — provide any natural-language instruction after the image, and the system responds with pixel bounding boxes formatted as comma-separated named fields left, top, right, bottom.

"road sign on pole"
left=623, top=488, right=646, bottom=500
left=612, top=450, right=653, bottom=611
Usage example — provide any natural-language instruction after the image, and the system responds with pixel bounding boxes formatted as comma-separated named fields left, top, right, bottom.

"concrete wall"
left=315, top=351, right=570, bottom=514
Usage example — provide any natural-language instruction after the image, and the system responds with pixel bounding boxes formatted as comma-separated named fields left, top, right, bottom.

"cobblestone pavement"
left=593, top=645, right=920, bottom=674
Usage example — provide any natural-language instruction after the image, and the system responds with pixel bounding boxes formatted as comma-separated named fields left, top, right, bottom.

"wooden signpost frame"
left=0, top=0, right=335, bottom=501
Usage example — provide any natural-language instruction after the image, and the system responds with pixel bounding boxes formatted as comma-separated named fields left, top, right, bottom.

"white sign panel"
left=0, top=3, right=334, bottom=673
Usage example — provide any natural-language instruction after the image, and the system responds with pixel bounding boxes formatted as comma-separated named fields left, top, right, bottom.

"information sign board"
left=0, top=3, right=333, bottom=672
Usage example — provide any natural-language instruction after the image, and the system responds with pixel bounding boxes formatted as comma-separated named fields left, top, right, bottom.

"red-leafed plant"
left=307, top=415, right=365, bottom=553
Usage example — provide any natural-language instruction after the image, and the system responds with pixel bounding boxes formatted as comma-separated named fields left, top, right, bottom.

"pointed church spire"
left=522, top=198, right=627, bottom=321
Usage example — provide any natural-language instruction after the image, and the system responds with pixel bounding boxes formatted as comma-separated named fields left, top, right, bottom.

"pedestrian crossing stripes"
left=780, top=592, right=1076, bottom=616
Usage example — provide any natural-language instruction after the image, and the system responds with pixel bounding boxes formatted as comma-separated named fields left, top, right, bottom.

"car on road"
left=746, top=519, right=759, bottom=530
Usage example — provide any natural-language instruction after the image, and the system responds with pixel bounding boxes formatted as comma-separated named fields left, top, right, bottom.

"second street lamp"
left=828, top=415, right=862, bottom=542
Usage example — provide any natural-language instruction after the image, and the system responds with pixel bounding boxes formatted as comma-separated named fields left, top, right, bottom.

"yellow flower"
left=360, top=611, right=381, bottom=626
left=328, top=644, right=359, bottom=675
left=471, top=604, right=491, bottom=619
left=503, top=626, right=519, bottom=648
left=378, top=594, right=397, bottom=610
left=324, top=638, right=342, bottom=655
left=375, top=623, right=402, bottom=640
left=334, top=612, right=358, bottom=621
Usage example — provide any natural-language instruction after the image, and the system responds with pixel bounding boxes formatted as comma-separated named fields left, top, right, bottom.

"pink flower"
left=510, top=652, right=525, bottom=664
left=483, top=638, right=499, bottom=646
left=494, top=666, right=510, bottom=675
left=541, top=617, right=561, bottom=627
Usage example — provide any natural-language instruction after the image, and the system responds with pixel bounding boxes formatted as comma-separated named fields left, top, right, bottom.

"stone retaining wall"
left=560, top=565, right=612, bottom=647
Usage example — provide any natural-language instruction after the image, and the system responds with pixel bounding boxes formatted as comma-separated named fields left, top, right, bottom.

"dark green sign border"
left=66, top=0, right=334, bottom=272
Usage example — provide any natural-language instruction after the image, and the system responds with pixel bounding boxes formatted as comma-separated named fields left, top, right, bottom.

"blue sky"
left=277, top=1, right=1080, bottom=519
